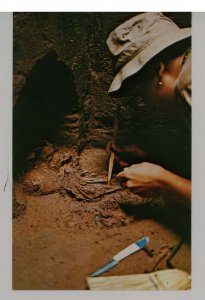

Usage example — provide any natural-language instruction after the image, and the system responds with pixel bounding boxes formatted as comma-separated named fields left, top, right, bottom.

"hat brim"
left=108, top=27, right=191, bottom=94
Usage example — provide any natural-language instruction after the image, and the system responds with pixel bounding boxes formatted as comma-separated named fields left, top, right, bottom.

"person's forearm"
left=159, top=169, right=191, bottom=206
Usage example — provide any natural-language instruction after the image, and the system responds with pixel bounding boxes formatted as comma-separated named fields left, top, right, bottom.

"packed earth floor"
left=13, top=146, right=191, bottom=290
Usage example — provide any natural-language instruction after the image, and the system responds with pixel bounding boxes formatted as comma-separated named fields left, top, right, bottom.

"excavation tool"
left=107, top=105, right=120, bottom=186
left=89, top=236, right=149, bottom=277
left=167, top=238, right=184, bottom=268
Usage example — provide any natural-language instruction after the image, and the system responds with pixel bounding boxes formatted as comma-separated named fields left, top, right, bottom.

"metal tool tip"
left=145, top=236, right=150, bottom=243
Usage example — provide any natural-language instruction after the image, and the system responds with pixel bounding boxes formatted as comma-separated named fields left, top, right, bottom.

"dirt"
left=13, top=146, right=191, bottom=290
left=12, top=12, right=191, bottom=291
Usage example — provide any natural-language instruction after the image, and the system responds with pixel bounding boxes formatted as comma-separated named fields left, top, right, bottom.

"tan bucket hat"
left=107, top=12, right=191, bottom=94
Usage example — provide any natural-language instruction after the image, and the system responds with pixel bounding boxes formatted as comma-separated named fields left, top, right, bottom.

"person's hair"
left=112, top=37, right=191, bottom=98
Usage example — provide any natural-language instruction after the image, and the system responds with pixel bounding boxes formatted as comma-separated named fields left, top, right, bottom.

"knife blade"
left=89, top=236, right=149, bottom=277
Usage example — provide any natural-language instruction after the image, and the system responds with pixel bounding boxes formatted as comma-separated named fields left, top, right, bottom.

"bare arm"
left=117, top=162, right=191, bottom=207
left=160, top=168, right=191, bottom=206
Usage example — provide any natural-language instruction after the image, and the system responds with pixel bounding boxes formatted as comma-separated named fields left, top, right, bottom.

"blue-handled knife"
left=89, top=236, right=149, bottom=277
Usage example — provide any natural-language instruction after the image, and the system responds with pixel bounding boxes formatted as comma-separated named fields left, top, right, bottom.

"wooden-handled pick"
left=107, top=105, right=120, bottom=186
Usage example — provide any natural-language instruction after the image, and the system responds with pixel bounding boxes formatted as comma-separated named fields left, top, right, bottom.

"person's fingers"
left=125, top=180, right=135, bottom=188
left=117, top=166, right=131, bottom=179
left=129, top=163, right=139, bottom=168
left=111, top=143, right=149, bottom=164
left=110, top=144, right=124, bottom=156
left=119, top=160, right=129, bottom=168
left=116, top=171, right=125, bottom=178
left=114, top=155, right=120, bottom=162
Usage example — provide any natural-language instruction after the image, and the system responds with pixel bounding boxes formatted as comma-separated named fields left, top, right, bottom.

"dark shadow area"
left=115, top=97, right=191, bottom=180
left=121, top=201, right=191, bottom=243
left=13, top=50, right=78, bottom=176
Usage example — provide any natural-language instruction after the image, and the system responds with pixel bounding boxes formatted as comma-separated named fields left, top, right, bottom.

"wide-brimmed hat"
left=107, top=12, right=191, bottom=94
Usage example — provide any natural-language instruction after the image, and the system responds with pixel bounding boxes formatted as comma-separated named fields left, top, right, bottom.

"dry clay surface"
left=13, top=146, right=191, bottom=290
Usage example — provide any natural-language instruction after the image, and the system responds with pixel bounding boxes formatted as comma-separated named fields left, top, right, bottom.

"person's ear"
left=158, top=61, right=165, bottom=83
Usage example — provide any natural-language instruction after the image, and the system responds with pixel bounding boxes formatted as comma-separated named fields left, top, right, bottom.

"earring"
left=158, top=81, right=163, bottom=85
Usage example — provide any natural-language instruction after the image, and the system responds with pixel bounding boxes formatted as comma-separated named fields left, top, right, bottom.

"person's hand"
left=106, top=142, right=130, bottom=170
left=111, top=144, right=149, bottom=164
left=107, top=143, right=149, bottom=172
left=117, top=162, right=165, bottom=197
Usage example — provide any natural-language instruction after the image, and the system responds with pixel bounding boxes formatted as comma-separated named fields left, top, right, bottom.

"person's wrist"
left=156, top=166, right=168, bottom=192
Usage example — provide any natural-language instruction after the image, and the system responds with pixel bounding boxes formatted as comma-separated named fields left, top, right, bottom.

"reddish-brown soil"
left=13, top=146, right=191, bottom=290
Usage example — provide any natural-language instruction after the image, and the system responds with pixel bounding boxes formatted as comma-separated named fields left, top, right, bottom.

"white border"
left=0, top=11, right=13, bottom=298
left=1, top=7, right=205, bottom=300
left=0, top=0, right=205, bottom=12
left=192, top=12, right=205, bottom=297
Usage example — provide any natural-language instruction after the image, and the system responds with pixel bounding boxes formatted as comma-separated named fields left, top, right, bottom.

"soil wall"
left=13, top=12, right=192, bottom=290
left=13, top=12, right=191, bottom=176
